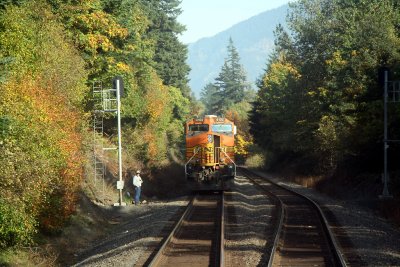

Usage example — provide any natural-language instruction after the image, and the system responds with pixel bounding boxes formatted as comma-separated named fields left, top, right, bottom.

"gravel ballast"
left=224, top=174, right=275, bottom=266
left=72, top=200, right=188, bottom=267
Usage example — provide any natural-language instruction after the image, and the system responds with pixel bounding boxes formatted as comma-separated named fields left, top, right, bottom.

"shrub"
left=245, top=153, right=266, bottom=169
left=0, top=198, right=37, bottom=248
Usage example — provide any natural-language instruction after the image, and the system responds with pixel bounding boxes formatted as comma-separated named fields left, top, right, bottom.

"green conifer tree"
left=200, top=82, right=220, bottom=114
left=210, top=38, right=252, bottom=113
left=140, top=0, right=191, bottom=98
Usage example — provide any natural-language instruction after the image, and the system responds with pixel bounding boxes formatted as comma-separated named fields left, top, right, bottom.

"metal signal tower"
left=381, top=69, right=400, bottom=199
left=92, top=78, right=126, bottom=206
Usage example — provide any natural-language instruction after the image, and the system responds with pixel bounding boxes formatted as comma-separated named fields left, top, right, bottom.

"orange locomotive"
left=185, top=115, right=236, bottom=184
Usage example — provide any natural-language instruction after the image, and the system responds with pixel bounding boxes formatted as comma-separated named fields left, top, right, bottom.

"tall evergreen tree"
left=139, top=0, right=191, bottom=98
left=200, top=83, right=220, bottom=114
left=201, top=38, right=252, bottom=114
left=223, top=38, right=248, bottom=102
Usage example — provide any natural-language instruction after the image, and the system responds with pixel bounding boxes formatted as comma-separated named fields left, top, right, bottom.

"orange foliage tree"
left=0, top=1, right=88, bottom=244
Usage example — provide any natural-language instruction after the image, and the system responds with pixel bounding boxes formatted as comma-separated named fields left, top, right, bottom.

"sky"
left=177, top=0, right=292, bottom=44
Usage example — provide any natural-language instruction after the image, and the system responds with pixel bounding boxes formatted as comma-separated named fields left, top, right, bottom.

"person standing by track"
left=132, top=170, right=143, bottom=205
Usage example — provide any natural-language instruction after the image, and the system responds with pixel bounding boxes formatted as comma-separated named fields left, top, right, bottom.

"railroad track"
left=148, top=192, right=224, bottom=267
left=240, top=168, right=347, bottom=267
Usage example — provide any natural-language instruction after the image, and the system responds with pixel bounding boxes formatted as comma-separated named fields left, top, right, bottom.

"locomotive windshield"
left=212, top=124, right=232, bottom=133
left=188, top=124, right=209, bottom=132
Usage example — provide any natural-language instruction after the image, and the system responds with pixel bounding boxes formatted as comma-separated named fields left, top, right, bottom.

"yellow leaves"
left=125, top=44, right=137, bottom=51
left=77, top=11, right=127, bottom=39
left=1, top=68, right=84, bottom=234
left=307, top=91, right=317, bottom=97
left=87, top=33, right=114, bottom=51
left=144, top=74, right=169, bottom=121
left=307, top=86, right=334, bottom=99
left=0, top=5, right=38, bottom=76
left=106, top=59, right=134, bottom=76
left=74, top=8, right=128, bottom=55
left=317, top=87, right=329, bottom=97
left=325, top=51, right=347, bottom=67
left=146, top=92, right=166, bottom=120
left=263, top=55, right=301, bottom=87
left=234, top=134, right=252, bottom=156
left=116, top=62, right=132, bottom=73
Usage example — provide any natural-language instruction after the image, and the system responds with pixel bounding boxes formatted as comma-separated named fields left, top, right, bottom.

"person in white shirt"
left=133, top=170, right=143, bottom=205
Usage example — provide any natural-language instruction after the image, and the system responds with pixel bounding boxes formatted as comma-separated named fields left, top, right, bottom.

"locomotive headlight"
left=207, top=134, right=213, bottom=143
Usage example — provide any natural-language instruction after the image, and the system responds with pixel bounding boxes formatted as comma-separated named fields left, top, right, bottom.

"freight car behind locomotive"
left=185, top=115, right=236, bottom=186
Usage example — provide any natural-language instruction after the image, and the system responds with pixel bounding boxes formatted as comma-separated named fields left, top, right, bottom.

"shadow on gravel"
left=223, top=176, right=275, bottom=267
left=71, top=203, right=187, bottom=266
left=321, top=206, right=368, bottom=266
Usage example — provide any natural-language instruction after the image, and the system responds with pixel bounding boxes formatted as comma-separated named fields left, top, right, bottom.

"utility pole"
left=381, top=69, right=391, bottom=199
left=114, top=77, right=126, bottom=206
left=379, top=68, right=400, bottom=199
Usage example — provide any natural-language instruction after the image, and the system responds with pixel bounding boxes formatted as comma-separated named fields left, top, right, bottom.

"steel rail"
left=147, top=196, right=195, bottom=267
left=219, top=191, right=225, bottom=267
left=302, top=190, right=347, bottom=267
left=238, top=168, right=285, bottom=267
left=239, top=167, right=347, bottom=267
left=148, top=192, right=225, bottom=267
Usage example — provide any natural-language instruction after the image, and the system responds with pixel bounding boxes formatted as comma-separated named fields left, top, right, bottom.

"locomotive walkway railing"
left=216, top=147, right=236, bottom=177
left=185, top=147, right=201, bottom=178
left=184, top=147, right=237, bottom=178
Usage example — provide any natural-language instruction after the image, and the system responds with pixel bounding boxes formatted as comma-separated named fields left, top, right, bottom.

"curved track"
left=148, top=192, right=224, bottom=267
left=240, top=168, right=346, bottom=267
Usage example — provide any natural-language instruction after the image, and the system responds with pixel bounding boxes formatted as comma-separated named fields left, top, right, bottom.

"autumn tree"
left=0, top=1, right=88, bottom=244
left=250, top=0, right=400, bottom=172
left=0, top=0, right=192, bottom=249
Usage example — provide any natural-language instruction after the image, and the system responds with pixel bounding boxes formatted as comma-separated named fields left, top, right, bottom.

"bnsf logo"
left=203, top=147, right=213, bottom=152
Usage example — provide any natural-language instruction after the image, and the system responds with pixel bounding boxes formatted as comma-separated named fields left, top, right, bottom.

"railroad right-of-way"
left=148, top=192, right=224, bottom=267
left=146, top=168, right=347, bottom=266
left=72, top=168, right=400, bottom=267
